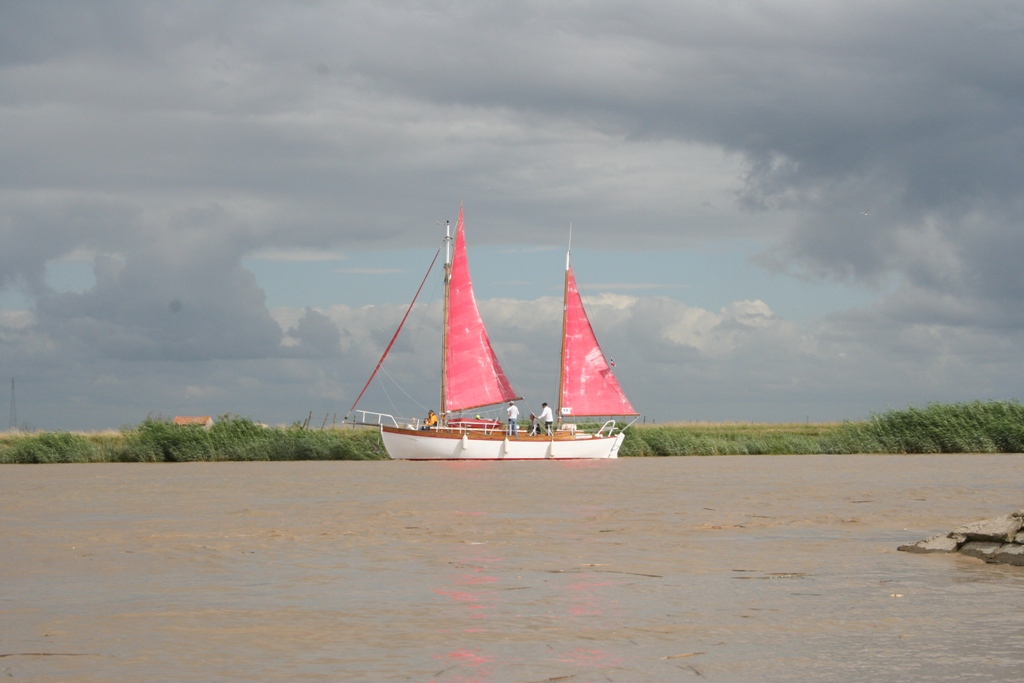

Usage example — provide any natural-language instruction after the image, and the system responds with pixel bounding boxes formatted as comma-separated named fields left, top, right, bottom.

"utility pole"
left=9, top=378, right=16, bottom=431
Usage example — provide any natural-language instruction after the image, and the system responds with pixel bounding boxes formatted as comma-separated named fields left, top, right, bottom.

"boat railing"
left=445, top=418, right=504, bottom=436
left=452, top=425, right=501, bottom=436
left=595, top=420, right=619, bottom=437
left=351, top=410, right=401, bottom=428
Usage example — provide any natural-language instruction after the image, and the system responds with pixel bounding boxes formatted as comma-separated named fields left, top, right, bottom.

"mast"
left=440, top=215, right=453, bottom=420
left=556, top=228, right=572, bottom=422
left=443, top=204, right=520, bottom=413
left=558, top=226, right=637, bottom=418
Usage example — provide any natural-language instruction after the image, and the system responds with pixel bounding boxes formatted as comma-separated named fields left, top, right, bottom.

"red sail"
left=444, top=207, right=519, bottom=412
left=560, top=266, right=636, bottom=417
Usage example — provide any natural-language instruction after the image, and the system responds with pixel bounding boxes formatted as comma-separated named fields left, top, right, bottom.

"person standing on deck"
left=538, top=402, right=554, bottom=435
left=506, top=401, right=520, bottom=438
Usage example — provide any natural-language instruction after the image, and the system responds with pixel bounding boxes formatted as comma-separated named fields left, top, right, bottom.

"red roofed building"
left=173, top=416, right=214, bottom=428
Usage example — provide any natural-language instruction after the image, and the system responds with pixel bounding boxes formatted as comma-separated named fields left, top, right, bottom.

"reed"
left=820, top=400, right=1024, bottom=454
left=620, top=401, right=1024, bottom=456
left=1, top=402, right=1021, bottom=462
left=1, top=431, right=102, bottom=463
left=0, top=415, right=390, bottom=463
left=619, top=424, right=826, bottom=456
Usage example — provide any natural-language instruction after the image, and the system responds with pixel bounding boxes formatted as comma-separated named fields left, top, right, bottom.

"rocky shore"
left=898, top=510, right=1024, bottom=566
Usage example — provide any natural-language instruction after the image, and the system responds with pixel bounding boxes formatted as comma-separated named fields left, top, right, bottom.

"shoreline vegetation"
left=1, top=401, right=1022, bottom=464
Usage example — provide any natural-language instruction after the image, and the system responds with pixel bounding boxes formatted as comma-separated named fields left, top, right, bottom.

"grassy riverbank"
left=1, top=401, right=1022, bottom=463
left=0, top=416, right=389, bottom=463
left=620, top=400, right=1024, bottom=456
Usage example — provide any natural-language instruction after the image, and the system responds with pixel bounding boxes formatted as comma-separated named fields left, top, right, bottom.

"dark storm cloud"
left=0, top=196, right=139, bottom=293
left=35, top=235, right=283, bottom=361
left=9, top=2, right=1019, bottom=250
left=1, top=1, right=1022, bottom=428
left=327, top=1, right=1024, bottom=304
left=287, top=307, right=342, bottom=357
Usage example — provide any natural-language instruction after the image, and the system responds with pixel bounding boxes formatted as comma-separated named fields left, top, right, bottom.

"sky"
left=2, top=1, right=1023, bottom=430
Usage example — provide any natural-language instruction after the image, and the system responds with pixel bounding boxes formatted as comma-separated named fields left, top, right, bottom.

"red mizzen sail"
left=560, top=265, right=636, bottom=417
left=444, top=207, right=519, bottom=412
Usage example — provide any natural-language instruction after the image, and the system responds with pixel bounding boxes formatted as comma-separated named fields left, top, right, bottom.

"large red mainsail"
left=559, top=265, right=636, bottom=417
left=444, top=207, right=519, bottom=413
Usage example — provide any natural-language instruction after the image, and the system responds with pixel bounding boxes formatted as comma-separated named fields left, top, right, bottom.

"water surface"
left=3, top=455, right=1024, bottom=682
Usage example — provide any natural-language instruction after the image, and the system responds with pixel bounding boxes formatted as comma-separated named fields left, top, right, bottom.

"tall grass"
left=0, top=415, right=389, bottom=463
left=622, top=401, right=1024, bottom=456
left=2, top=431, right=103, bottom=463
left=1, top=402, right=1021, bottom=462
left=620, top=424, right=824, bottom=456
left=820, top=401, right=1024, bottom=454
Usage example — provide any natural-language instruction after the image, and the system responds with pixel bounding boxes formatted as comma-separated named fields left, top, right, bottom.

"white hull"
left=381, top=427, right=624, bottom=460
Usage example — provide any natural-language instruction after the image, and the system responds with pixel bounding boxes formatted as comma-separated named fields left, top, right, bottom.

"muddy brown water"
left=3, top=455, right=1024, bottom=682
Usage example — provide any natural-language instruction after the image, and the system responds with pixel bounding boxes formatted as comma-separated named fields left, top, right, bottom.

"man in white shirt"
left=506, top=401, right=520, bottom=437
left=538, top=402, right=554, bottom=435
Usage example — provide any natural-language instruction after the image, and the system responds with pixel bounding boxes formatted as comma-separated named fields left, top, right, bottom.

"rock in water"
left=897, top=534, right=961, bottom=554
left=959, top=541, right=1005, bottom=561
left=992, top=544, right=1024, bottom=566
left=898, top=510, right=1024, bottom=567
left=951, top=512, right=1023, bottom=543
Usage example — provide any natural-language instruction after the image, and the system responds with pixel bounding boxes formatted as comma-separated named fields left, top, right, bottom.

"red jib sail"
left=560, top=265, right=636, bottom=417
left=444, top=207, right=519, bottom=412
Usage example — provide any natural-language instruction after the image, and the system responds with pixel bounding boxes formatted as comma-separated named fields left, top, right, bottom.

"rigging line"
left=376, top=369, right=399, bottom=418
left=345, top=246, right=441, bottom=420
left=378, top=370, right=397, bottom=413
left=402, top=252, right=444, bottom=347
left=378, top=366, right=430, bottom=416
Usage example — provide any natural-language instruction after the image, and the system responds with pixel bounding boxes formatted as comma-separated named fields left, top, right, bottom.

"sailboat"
left=350, top=206, right=637, bottom=460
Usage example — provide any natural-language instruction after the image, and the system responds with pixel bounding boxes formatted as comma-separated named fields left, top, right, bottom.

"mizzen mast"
left=556, top=226, right=572, bottom=423
left=440, top=215, right=453, bottom=421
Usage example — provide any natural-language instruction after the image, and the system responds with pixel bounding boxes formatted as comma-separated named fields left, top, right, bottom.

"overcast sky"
left=2, top=1, right=1022, bottom=430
